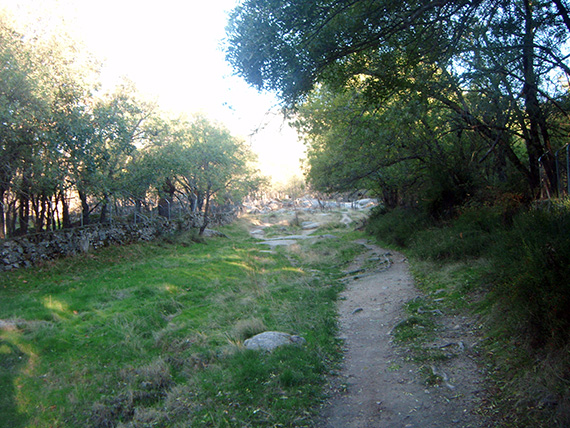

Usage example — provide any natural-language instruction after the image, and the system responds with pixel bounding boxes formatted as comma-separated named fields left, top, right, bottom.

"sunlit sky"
left=1, top=0, right=305, bottom=185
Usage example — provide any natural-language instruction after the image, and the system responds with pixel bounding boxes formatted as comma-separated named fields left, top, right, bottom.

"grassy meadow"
left=0, top=211, right=366, bottom=427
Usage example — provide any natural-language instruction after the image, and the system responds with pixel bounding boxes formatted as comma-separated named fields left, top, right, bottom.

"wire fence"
left=540, top=144, right=570, bottom=200
left=554, top=144, right=570, bottom=197
left=0, top=195, right=236, bottom=241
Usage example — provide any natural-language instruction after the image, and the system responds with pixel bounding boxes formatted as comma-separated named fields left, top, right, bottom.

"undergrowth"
left=367, top=200, right=570, bottom=427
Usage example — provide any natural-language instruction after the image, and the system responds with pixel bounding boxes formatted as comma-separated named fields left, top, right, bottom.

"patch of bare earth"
left=318, top=240, right=487, bottom=428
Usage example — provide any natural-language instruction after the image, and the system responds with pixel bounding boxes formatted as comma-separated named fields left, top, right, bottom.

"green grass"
left=0, top=213, right=366, bottom=427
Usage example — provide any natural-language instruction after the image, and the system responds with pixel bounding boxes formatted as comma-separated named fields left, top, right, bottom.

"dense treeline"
left=0, top=14, right=261, bottom=239
left=227, top=0, right=570, bottom=210
left=226, top=1, right=570, bottom=425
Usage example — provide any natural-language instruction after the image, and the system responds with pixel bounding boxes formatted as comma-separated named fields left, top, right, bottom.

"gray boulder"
left=201, top=229, right=229, bottom=238
left=243, top=331, right=306, bottom=352
left=301, top=221, right=320, bottom=230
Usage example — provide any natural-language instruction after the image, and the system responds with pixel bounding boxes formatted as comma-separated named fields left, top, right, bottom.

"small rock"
left=201, top=229, right=228, bottom=238
left=301, top=222, right=320, bottom=230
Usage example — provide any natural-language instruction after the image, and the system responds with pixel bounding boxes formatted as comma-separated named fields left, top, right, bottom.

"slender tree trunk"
left=60, top=190, right=71, bottom=229
left=190, top=192, right=198, bottom=212
left=18, top=186, right=30, bottom=235
left=199, top=191, right=211, bottom=236
left=0, top=189, right=5, bottom=239
left=100, top=194, right=110, bottom=223
left=78, top=189, right=90, bottom=226
left=522, top=0, right=556, bottom=195
left=158, top=178, right=176, bottom=218
left=33, top=194, right=48, bottom=232
left=197, top=191, right=204, bottom=212
left=8, top=201, right=17, bottom=236
left=553, top=0, right=570, bottom=34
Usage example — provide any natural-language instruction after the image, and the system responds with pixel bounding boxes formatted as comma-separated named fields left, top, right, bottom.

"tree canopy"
left=227, top=0, right=570, bottom=210
left=0, top=13, right=262, bottom=238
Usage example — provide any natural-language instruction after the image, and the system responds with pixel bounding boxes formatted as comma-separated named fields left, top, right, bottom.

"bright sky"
left=1, top=0, right=305, bottom=185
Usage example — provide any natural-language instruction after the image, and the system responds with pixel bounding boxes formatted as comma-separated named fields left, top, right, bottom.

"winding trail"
left=318, top=240, right=485, bottom=428
left=248, top=210, right=486, bottom=427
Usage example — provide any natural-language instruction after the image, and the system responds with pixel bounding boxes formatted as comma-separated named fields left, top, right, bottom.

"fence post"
left=0, top=201, right=5, bottom=239
left=567, top=145, right=570, bottom=196
left=556, top=150, right=561, bottom=197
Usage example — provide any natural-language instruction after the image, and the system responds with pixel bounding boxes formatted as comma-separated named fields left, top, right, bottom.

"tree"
left=182, top=115, right=259, bottom=234
left=0, top=11, right=103, bottom=234
left=296, top=80, right=494, bottom=215
left=227, top=0, right=570, bottom=199
left=0, top=16, right=41, bottom=236
left=0, top=12, right=263, bottom=239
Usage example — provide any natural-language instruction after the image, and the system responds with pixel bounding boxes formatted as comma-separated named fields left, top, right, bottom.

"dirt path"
left=317, top=240, right=486, bottom=428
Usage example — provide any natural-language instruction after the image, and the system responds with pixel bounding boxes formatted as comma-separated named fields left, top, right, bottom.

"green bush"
left=490, top=206, right=570, bottom=348
left=366, top=207, right=430, bottom=248
left=410, top=207, right=501, bottom=261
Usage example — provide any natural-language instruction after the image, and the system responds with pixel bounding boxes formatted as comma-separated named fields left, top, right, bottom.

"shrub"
left=490, top=206, right=570, bottom=348
left=366, top=207, right=430, bottom=248
left=410, top=207, right=501, bottom=261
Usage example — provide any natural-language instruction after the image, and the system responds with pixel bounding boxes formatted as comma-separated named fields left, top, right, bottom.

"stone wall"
left=0, top=212, right=236, bottom=272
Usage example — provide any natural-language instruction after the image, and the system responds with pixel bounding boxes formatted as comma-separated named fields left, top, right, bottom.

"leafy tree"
left=227, top=0, right=570, bottom=200
left=0, top=13, right=260, bottom=238
left=0, top=12, right=102, bottom=233
left=87, top=81, right=156, bottom=223
left=0, top=17, right=36, bottom=236
left=137, top=114, right=263, bottom=230
left=296, top=81, right=493, bottom=215
left=182, top=115, right=259, bottom=234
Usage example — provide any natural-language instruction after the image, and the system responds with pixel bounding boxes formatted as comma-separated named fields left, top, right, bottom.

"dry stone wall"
left=0, top=212, right=236, bottom=272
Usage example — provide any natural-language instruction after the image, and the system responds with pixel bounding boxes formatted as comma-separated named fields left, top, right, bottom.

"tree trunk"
left=199, top=190, right=211, bottom=236
left=158, top=178, right=176, bottom=218
left=197, top=191, right=204, bottom=212
left=18, top=189, right=29, bottom=235
left=78, top=189, right=90, bottom=226
left=553, top=0, right=570, bottom=34
left=522, top=0, right=556, bottom=196
left=60, top=190, right=71, bottom=229
left=382, top=187, right=399, bottom=209
left=100, top=195, right=110, bottom=223
left=0, top=189, right=5, bottom=239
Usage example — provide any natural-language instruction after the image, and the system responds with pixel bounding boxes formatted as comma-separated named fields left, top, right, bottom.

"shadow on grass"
left=0, top=339, right=28, bottom=427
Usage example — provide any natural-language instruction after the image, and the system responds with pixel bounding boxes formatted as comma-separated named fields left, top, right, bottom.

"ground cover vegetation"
left=227, top=0, right=570, bottom=425
left=0, top=212, right=365, bottom=427
left=0, top=13, right=263, bottom=239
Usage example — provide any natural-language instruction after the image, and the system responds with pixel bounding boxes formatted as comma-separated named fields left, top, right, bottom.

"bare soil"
left=317, top=239, right=487, bottom=428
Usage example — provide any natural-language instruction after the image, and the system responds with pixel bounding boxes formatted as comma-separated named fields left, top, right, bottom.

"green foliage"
left=0, top=14, right=262, bottom=237
left=410, top=207, right=502, bottom=261
left=490, top=206, right=570, bottom=348
left=227, top=0, right=570, bottom=202
left=0, top=213, right=363, bottom=427
left=368, top=203, right=570, bottom=348
left=366, top=207, right=430, bottom=248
